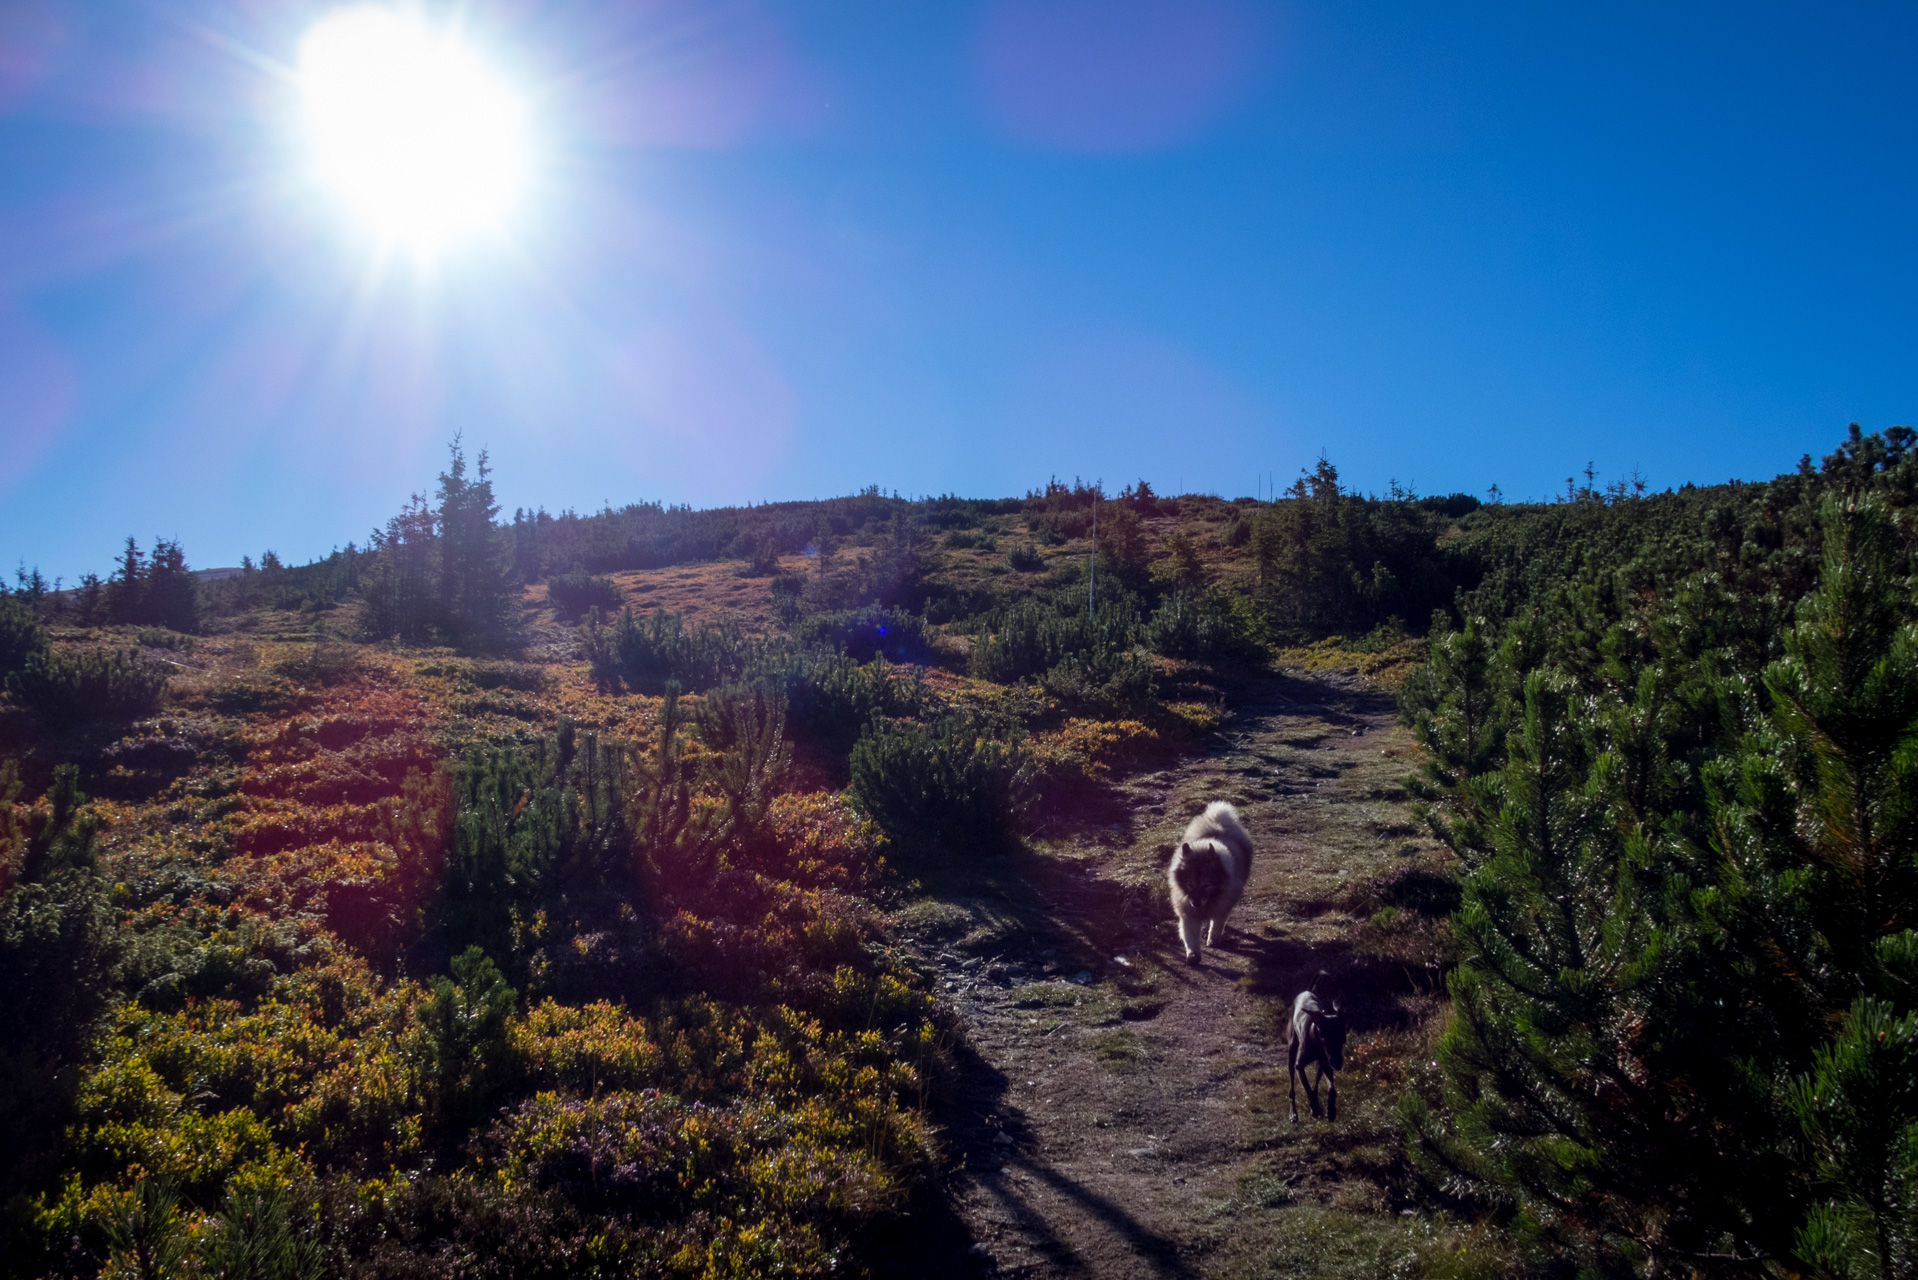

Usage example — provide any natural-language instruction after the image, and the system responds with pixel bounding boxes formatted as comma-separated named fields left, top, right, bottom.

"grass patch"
left=1273, top=629, right=1426, bottom=690
left=1209, top=1204, right=1525, bottom=1280
left=1009, top=980, right=1088, bottom=1009
left=890, top=899, right=975, bottom=944
left=1088, top=1027, right=1157, bottom=1073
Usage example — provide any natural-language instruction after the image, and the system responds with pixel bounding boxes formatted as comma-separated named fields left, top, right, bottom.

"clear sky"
left=2, top=1, right=1914, bottom=581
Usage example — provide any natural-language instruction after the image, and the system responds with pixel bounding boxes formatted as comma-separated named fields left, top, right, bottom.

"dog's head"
left=1173, top=842, right=1224, bottom=906
left=1305, top=972, right=1346, bottom=1068
left=1320, top=1004, right=1346, bottom=1070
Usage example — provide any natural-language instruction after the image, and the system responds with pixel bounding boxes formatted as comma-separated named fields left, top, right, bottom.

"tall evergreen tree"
left=361, top=495, right=440, bottom=643
left=144, top=538, right=199, bottom=633
left=107, top=536, right=146, bottom=624
left=71, top=572, right=105, bottom=626
left=436, top=438, right=513, bottom=642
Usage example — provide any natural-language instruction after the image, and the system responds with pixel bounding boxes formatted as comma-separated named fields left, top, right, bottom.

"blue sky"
left=1, top=1, right=1914, bottom=580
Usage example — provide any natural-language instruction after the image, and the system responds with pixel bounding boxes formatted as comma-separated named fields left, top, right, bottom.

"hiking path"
left=890, top=665, right=1455, bottom=1280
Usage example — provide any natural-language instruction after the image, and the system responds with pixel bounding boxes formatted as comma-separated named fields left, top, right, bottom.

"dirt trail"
left=895, top=666, right=1442, bottom=1279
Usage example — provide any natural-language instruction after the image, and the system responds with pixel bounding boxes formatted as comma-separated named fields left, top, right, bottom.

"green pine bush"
left=849, top=716, right=1031, bottom=850
left=545, top=571, right=622, bottom=621
left=583, top=606, right=759, bottom=691
left=6, top=646, right=169, bottom=722
left=1403, top=495, right=1918, bottom=1272
left=0, top=594, right=47, bottom=678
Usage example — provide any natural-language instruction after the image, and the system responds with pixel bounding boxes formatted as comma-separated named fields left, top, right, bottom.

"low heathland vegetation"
left=1, top=427, right=1914, bottom=1278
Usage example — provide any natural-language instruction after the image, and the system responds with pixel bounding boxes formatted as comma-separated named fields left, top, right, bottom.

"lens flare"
left=297, top=6, right=528, bottom=253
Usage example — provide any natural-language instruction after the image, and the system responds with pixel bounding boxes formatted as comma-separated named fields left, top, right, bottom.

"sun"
left=297, top=7, right=529, bottom=254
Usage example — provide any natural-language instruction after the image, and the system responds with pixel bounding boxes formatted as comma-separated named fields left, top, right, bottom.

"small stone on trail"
left=992, top=1131, right=1014, bottom=1146
left=1070, top=971, right=1093, bottom=985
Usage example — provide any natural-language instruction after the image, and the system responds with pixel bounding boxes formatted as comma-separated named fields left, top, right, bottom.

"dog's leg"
left=1288, top=1039, right=1300, bottom=1124
left=1179, top=912, right=1203, bottom=964
left=1326, top=1065, right=1338, bottom=1123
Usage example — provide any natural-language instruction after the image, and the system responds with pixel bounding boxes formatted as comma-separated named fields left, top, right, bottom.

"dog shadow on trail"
left=1230, top=928, right=1437, bottom=1037
left=899, top=1024, right=1199, bottom=1279
left=889, top=845, right=1214, bottom=1276
left=1001, top=1156, right=1204, bottom=1280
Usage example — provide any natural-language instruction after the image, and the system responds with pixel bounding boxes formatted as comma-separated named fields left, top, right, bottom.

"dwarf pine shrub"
left=0, top=595, right=45, bottom=680
left=583, top=607, right=759, bottom=691
left=794, top=604, right=928, bottom=664
left=769, top=570, right=806, bottom=625
left=545, top=571, right=622, bottom=621
left=762, top=654, right=932, bottom=779
left=1041, top=645, right=1157, bottom=711
left=968, top=594, right=1142, bottom=685
left=6, top=646, right=169, bottom=722
left=849, top=716, right=1031, bottom=850
left=1144, top=590, right=1259, bottom=659
left=1402, top=497, right=1918, bottom=1274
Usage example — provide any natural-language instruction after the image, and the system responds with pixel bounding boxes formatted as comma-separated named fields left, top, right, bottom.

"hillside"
left=2, top=426, right=1916, bottom=1279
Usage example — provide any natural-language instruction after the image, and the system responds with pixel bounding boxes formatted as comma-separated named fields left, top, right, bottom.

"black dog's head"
left=1306, top=972, right=1346, bottom=1069
left=1173, top=842, right=1224, bottom=908
left=1320, top=1004, right=1346, bottom=1071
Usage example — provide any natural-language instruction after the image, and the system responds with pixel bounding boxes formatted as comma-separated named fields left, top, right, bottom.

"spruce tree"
left=436, top=438, right=513, bottom=643
left=144, top=537, right=199, bottom=633
left=361, top=495, right=440, bottom=643
left=107, top=536, right=146, bottom=624
left=72, top=573, right=105, bottom=626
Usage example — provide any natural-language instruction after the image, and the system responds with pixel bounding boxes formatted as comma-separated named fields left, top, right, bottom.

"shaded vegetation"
left=1397, top=427, right=1918, bottom=1277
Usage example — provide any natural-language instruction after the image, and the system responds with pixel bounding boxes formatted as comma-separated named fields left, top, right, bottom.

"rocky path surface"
left=893, top=666, right=1442, bottom=1279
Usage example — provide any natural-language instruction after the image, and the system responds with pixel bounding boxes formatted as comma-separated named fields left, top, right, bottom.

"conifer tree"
left=1757, top=499, right=1918, bottom=983
left=107, top=536, right=146, bottom=624
left=1401, top=613, right=1509, bottom=861
left=436, top=438, right=513, bottom=642
left=1407, top=495, right=1918, bottom=1275
left=0, top=765, right=117, bottom=1203
left=361, top=495, right=440, bottom=643
left=12, top=564, right=49, bottom=618
left=1790, top=997, right=1918, bottom=1279
left=0, top=592, right=45, bottom=680
left=144, top=537, right=198, bottom=633
left=71, top=573, right=105, bottom=626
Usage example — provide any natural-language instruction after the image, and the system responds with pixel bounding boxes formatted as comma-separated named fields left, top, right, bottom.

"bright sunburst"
left=297, top=7, right=529, bottom=254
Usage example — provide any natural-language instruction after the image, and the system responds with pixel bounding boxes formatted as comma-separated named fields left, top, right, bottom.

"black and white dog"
left=1288, top=974, right=1346, bottom=1122
left=1167, top=801, right=1254, bottom=964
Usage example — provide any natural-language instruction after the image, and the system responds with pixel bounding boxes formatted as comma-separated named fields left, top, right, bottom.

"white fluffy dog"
left=1167, top=801, right=1254, bottom=964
